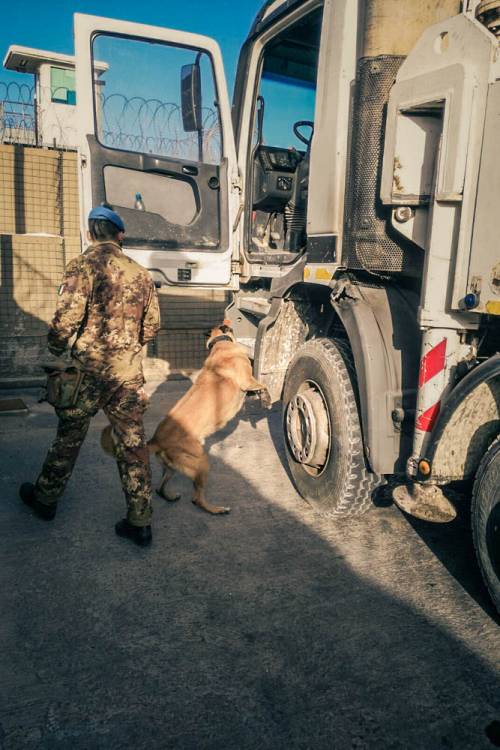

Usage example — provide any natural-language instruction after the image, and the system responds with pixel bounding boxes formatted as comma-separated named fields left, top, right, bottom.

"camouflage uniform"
left=35, top=240, right=160, bottom=526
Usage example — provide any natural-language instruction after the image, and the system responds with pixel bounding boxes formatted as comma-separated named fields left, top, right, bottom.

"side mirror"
left=181, top=62, right=202, bottom=132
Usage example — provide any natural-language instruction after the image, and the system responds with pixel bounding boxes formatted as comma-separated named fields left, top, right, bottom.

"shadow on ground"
left=259, top=394, right=499, bottom=624
left=0, top=383, right=499, bottom=750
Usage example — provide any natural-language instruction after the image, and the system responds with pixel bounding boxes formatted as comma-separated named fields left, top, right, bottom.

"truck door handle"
left=141, top=156, right=198, bottom=177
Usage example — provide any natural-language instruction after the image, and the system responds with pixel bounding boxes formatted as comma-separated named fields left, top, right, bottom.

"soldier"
left=19, top=205, right=160, bottom=547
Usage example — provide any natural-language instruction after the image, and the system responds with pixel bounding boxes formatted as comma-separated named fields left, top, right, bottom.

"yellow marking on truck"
left=315, top=268, right=331, bottom=280
left=304, top=265, right=334, bottom=283
left=485, top=300, right=500, bottom=315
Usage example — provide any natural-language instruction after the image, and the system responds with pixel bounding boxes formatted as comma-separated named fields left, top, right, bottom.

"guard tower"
left=3, top=45, right=106, bottom=148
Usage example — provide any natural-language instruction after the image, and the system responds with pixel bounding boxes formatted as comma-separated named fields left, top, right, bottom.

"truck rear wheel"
left=282, top=338, right=380, bottom=516
left=472, top=437, right=500, bottom=614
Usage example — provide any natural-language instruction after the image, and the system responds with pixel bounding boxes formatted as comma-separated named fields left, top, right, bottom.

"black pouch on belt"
left=43, top=362, right=85, bottom=409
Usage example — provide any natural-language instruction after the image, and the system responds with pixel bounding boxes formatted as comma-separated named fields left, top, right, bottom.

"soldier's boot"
left=19, top=483, right=57, bottom=521
left=115, top=518, right=152, bottom=547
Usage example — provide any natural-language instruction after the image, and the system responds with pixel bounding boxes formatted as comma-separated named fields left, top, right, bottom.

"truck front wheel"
left=472, top=437, right=500, bottom=614
left=282, top=338, right=380, bottom=516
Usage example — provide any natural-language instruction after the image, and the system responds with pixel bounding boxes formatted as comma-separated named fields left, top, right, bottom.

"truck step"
left=237, top=296, right=271, bottom=318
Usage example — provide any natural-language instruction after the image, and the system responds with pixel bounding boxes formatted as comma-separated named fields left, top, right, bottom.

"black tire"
left=282, top=337, right=380, bottom=516
left=471, top=437, right=500, bottom=615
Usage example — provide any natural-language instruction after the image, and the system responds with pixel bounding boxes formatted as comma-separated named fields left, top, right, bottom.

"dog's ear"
left=220, top=318, right=233, bottom=334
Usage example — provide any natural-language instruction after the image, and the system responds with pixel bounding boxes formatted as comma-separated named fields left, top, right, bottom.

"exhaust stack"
left=362, top=0, right=462, bottom=57
left=476, top=0, right=500, bottom=37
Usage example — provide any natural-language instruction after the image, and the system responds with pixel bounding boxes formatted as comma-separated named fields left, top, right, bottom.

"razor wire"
left=0, top=82, right=37, bottom=146
left=96, top=92, right=221, bottom=163
left=0, top=80, right=221, bottom=162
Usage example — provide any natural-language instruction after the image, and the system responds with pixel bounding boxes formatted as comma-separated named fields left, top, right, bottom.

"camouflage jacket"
left=48, top=241, right=160, bottom=383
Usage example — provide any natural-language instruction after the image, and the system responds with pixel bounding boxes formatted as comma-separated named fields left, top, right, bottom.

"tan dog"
left=101, top=322, right=270, bottom=515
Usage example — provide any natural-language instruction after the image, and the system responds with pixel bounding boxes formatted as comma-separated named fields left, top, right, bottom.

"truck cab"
left=74, top=0, right=356, bottom=290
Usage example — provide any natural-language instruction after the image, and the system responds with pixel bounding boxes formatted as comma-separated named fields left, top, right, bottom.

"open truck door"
left=74, top=14, right=240, bottom=288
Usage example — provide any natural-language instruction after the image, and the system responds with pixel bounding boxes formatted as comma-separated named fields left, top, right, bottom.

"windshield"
left=257, top=7, right=322, bottom=149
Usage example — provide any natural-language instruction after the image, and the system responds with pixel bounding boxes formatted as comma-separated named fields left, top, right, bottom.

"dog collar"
left=208, top=334, right=233, bottom=350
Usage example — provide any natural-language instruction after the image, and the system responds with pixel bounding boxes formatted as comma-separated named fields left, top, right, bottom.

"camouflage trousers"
left=35, top=374, right=153, bottom=527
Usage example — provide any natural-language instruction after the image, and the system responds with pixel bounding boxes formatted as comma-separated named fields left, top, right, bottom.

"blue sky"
left=2, top=0, right=317, bottom=151
left=1, top=0, right=262, bottom=92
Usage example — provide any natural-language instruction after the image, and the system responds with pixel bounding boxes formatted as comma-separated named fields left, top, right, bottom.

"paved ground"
left=1, top=378, right=500, bottom=750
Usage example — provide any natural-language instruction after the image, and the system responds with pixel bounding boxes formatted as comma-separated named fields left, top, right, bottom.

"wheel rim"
left=285, top=380, right=331, bottom=476
left=486, top=500, right=500, bottom=583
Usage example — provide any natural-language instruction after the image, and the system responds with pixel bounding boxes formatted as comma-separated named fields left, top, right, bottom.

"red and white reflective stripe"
left=416, top=401, right=441, bottom=432
left=418, top=337, right=446, bottom=390
left=415, top=337, right=447, bottom=434
left=409, top=329, right=471, bottom=478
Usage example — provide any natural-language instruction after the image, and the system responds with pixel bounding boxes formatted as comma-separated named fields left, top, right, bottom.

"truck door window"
left=92, top=35, right=221, bottom=165
left=248, top=7, right=322, bottom=257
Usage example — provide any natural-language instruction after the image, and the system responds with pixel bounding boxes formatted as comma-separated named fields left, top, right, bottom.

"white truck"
left=73, top=0, right=500, bottom=612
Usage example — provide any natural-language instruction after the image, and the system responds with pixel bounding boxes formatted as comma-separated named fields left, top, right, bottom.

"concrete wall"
left=0, top=143, right=229, bottom=385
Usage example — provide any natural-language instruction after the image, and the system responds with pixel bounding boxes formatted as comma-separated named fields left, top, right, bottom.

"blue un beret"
left=88, top=206, right=125, bottom=232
